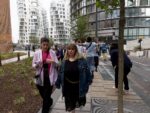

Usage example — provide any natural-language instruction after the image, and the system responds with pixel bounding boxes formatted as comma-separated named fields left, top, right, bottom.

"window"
left=144, top=28, right=149, bottom=35
left=127, top=0, right=136, bottom=6
left=128, top=29, right=133, bottom=36
left=99, top=12, right=105, bottom=20
left=140, top=0, right=148, bottom=6
left=139, top=28, right=144, bottom=35
left=112, top=10, right=119, bottom=18
left=126, top=18, right=135, bottom=26
left=132, top=29, right=137, bottom=35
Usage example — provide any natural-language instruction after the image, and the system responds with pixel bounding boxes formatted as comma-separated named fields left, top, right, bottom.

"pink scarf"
left=42, top=51, right=51, bottom=73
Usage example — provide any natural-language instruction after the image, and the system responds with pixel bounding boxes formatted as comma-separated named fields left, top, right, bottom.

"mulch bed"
left=0, top=58, right=42, bottom=113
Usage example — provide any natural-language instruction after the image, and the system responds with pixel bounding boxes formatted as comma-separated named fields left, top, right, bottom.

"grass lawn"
left=0, top=58, right=41, bottom=113
left=0, top=52, right=26, bottom=60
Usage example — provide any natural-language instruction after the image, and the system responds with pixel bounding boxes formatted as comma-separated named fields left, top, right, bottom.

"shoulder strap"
left=86, top=42, right=92, bottom=50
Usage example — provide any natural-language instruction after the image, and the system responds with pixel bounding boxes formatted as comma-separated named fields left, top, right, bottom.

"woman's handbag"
left=34, top=68, right=42, bottom=85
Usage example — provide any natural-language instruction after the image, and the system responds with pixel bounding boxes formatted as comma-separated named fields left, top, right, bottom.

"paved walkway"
left=50, top=72, right=150, bottom=113
left=1, top=51, right=34, bottom=65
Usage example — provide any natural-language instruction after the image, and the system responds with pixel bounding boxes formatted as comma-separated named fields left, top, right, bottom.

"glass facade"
left=70, top=0, right=150, bottom=40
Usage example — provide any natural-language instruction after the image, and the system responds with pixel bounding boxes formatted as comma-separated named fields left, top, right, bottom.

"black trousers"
left=115, top=67, right=130, bottom=90
left=94, top=56, right=99, bottom=69
left=36, top=70, right=53, bottom=113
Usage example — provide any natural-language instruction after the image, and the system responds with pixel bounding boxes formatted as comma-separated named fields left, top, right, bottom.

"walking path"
left=1, top=51, right=34, bottom=65
left=50, top=71, right=150, bottom=113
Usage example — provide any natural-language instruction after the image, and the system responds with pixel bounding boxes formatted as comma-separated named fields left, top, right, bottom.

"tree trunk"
left=118, top=0, right=125, bottom=113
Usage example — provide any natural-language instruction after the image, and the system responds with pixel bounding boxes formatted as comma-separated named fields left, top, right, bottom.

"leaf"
left=96, top=0, right=120, bottom=13
left=32, top=89, right=39, bottom=96
left=13, top=96, right=25, bottom=105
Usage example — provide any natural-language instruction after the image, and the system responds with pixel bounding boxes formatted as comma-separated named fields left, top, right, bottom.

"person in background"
left=110, top=43, right=132, bottom=94
left=85, top=37, right=97, bottom=80
left=100, top=42, right=109, bottom=61
left=54, top=45, right=61, bottom=60
left=32, top=37, right=59, bottom=113
left=59, top=45, right=65, bottom=61
left=55, top=44, right=92, bottom=113
left=75, top=39, right=86, bottom=57
left=93, top=38, right=99, bottom=72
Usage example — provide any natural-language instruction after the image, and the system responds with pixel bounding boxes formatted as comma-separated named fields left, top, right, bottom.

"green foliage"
left=1, top=52, right=26, bottom=60
left=13, top=96, right=25, bottom=105
left=29, top=36, right=39, bottom=45
left=96, top=0, right=119, bottom=13
left=0, top=68, right=4, bottom=77
left=71, top=16, right=88, bottom=40
left=32, top=89, right=39, bottom=96
left=49, top=38, right=54, bottom=46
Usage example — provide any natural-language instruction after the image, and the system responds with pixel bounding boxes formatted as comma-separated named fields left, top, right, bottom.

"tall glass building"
left=70, top=0, right=150, bottom=41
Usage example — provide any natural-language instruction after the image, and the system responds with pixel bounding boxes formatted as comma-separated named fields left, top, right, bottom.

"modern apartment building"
left=37, top=8, right=49, bottom=38
left=70, top=0, right=150, bottom=41
left=49, top=0, right=70, bottom=44
left=17, top=0, right=48, bottom=45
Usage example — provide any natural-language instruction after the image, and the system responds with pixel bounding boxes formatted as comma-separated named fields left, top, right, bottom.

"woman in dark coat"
left=55, top=44, right=92, bottom=113
left=110, top=43, right=132, bottom=93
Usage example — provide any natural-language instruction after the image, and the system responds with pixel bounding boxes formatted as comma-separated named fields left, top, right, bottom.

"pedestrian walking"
left=32, top=37, right=59, bottom=113
left=110, top=43, right=132, bottom=94
left=55, top=43, right=92, bottom=113
left=100, top=42, right=109, bottom=61
left=85, top=37, right=97, bottom=80
left=93, top=39, right=100, bottom=72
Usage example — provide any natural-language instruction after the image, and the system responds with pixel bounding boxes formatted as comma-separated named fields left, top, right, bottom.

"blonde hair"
left=64, top=43, right=83, bottom=60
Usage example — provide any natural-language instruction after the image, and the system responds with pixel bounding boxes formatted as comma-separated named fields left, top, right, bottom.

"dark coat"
left=55, top=58, right=92, bottom=97
left=110, top=49, right=132, bottom=69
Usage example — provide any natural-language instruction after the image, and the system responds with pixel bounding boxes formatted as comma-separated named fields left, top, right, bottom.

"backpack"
left=124, top=54, right=132, bottom=68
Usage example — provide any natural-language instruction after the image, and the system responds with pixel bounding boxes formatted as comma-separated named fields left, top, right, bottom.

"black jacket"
left=110, top=49, right=132, bottom=69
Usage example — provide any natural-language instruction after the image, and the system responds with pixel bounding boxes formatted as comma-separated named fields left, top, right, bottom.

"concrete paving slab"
left=49, top=69, right=147, bottom=113
left=91, top=97, right=150, bottom=113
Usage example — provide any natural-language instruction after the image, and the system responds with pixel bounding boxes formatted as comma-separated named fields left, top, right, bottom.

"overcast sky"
left=10, top=0, right=70, bottom=43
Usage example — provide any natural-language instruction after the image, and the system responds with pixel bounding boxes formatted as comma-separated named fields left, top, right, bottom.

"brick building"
left=0, top=0, right=12, bottom=53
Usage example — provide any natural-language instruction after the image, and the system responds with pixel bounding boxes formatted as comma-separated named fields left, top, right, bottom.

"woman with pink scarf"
left=32, top=37, right=59, bottom=113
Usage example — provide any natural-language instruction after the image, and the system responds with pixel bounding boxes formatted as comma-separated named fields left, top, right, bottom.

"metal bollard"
left=17, top=53, right=20, bottom=61
left=28, top=50, right=30, bottom=58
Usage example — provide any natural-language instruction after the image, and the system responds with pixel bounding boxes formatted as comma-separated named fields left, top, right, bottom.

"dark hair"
left=87, top=37, right=92, bottom=42
left=40, top=37, right=49, bottom=44
left=110, top=43, right=118, bottom=52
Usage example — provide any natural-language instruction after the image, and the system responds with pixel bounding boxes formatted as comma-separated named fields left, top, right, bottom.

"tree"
left=49, top=38, right=54, bottom=47
left=71, top=16, right=88, bottom=41
left=29, top=36, right=39, bottom=46
left=95, top=0, right=125, bottom=113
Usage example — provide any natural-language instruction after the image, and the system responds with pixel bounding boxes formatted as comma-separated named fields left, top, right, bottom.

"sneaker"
left=112, top=86, right=115, bottom=89
left=112, top=86, right=118, bottom=93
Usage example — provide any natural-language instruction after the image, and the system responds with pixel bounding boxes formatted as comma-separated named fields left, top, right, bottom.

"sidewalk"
left=50, top=71, right=150, bottom=113
left=1, top=51, right=34, bottom=65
